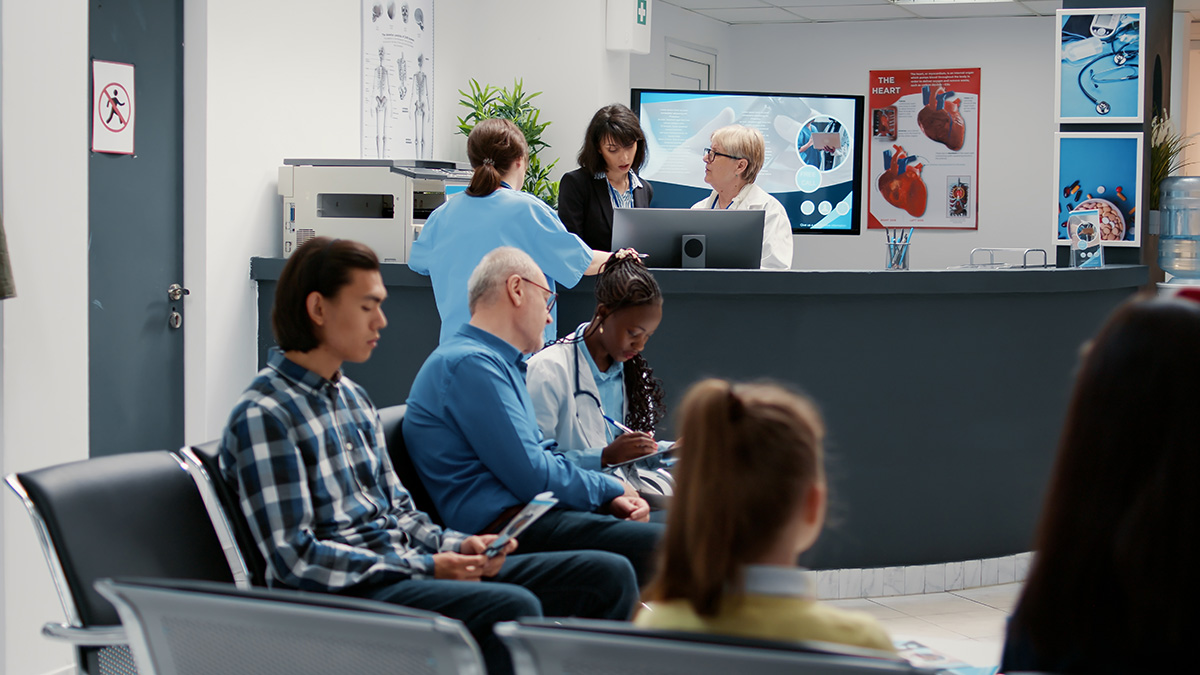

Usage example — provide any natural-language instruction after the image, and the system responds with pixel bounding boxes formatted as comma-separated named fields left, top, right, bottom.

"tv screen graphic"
left=632, top=89, right=865, bottom=235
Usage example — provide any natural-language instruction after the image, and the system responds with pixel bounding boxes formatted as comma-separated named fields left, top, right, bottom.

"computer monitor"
left=611, top=207, right=764, bottom=269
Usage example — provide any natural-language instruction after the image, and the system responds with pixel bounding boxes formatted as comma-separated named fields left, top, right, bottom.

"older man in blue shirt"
left=405, top=247, right=663, bottom=585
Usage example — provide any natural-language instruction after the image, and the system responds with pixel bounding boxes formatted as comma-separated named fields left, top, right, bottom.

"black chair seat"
left=379, top=404, right=444, bottom=526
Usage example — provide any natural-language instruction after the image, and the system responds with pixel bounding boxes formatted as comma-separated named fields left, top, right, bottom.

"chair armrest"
left=41, top=622, right=126, bottom=646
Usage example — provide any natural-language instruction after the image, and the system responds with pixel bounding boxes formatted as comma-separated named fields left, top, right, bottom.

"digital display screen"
left=632, top=89, right=865, bottom=234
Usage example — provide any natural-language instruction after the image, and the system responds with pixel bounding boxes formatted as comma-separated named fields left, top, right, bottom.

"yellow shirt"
left=634, top=566, right=894, bottom=654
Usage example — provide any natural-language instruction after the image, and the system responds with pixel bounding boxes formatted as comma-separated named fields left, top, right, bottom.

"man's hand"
left=602, top=431, right=657, bottom=467
left=460, top=534, right=517, bottom=577
left=432, top=552, right=491, bottom=581
left=608, top=481, right=650, bottom=522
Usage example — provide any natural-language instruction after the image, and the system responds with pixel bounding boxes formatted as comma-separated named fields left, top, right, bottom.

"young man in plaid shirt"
left=220, top=237, right=637, bottom=675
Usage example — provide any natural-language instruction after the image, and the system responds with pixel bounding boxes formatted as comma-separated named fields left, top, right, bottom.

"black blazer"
left=558, top=167, right=654, bottom=251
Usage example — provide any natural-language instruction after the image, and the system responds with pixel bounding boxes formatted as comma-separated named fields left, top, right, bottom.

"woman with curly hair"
left=526, top=251, right=669, bottom=472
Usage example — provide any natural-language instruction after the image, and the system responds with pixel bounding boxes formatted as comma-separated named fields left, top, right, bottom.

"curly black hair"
left=552, top=254, right=666, bottom=432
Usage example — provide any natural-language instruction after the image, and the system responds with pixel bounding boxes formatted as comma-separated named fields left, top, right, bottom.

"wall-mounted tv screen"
left=632, top=88, right=864, bottom=234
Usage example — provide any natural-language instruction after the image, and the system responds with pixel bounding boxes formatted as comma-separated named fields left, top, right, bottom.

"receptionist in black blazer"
left=558, top=104, right=654, bottom=251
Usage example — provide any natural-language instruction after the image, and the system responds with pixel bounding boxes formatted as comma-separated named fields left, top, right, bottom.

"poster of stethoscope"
left=866, top=68, right=980, bottom=230
left=1055, top=8, right=1144, bottom=123
left=361, top=0, right=433, bottom=160
left=1054, top=132, right=1143, bottom=248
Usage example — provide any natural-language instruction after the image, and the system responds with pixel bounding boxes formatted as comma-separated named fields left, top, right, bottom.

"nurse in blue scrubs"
left=409, top=118, right=615, bottom=344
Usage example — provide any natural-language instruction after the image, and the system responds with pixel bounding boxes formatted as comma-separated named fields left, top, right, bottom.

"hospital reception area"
left=4, top=1, right=1200, bottom=674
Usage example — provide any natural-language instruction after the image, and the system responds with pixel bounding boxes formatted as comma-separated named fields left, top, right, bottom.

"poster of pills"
left=1055, top=8, right=1144, bottom=123
left=1054, top=132, right=1142, bottom=247
left=362, top=0, right=434, bottom=160
left=867, top=68, right=980, bottom=230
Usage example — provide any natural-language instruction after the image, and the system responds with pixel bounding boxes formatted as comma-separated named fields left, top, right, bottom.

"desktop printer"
left=278, top=158, right=474, bottom=262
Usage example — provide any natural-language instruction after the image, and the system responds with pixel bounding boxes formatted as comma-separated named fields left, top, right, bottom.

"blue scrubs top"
left=578, top=336, right=625, bottom=444
left=409, top=186, right=594, bottom=344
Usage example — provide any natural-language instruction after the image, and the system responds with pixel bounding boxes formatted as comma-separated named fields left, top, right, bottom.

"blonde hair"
left=711, top=125, right=765, bottom=183
left=644, top=379, right=825, bottom=616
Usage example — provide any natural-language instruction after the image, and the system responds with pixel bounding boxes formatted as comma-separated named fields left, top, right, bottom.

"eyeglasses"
left=520, top=277, right=557, bottom=311
left=703, top=147, right=743, bottom=163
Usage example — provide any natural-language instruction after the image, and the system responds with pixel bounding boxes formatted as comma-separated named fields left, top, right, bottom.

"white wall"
left=434, top=1, right=631, bottom=178
left=630, top=1, right=732, bottom=90
left=631, top=14, right=1058, bottom=271
left=184, top=0, right=361, bottom=444
left=1, top=0, right=90, bottom=673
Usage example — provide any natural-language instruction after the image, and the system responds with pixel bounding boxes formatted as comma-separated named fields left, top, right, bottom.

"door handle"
left=167, top=283, right=190, bottom=302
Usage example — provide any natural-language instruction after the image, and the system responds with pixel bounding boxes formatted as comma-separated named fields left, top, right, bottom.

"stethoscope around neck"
left=572, top=341, right=605, bottom=412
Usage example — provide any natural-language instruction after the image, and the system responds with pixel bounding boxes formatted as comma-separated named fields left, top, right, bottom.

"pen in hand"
left=603, top=413, right=638, bottom=436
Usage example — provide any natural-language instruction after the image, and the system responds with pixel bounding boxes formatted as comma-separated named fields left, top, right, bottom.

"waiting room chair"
left=495, top=618, right=922, bottom=675
left=178, top=441, right=265, bottom=588
left=95, top=577, right=485, bottom=675
left=5, top=451, right=236, bottom=675
left=378, top=403, right=444, bottom=525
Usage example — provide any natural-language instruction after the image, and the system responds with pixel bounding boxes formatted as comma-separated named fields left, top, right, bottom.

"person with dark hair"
left=409, top=117, right=614, bottom=344
left=405, top=247, right=663, bottom=586
left=220, top=237, right=639, bottom=675
left=1000, top=295, right=1200, bottom=674
left=635, top=379, right=893, bottom=652
left=558, top=104, right=654, bottom=250
left=526, top=250, right=669, bottom=472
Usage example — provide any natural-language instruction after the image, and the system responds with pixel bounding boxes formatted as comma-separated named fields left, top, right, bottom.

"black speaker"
left=682, top=234, right=706, bottom=268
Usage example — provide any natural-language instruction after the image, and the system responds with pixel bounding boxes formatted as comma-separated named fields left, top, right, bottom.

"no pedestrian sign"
left=92, top=60, right=135, bottom=155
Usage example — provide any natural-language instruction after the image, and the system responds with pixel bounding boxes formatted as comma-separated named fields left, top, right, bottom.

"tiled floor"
left=826, top=581, right=1022, bottom=669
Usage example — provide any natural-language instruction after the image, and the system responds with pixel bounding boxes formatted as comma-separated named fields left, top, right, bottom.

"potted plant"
left=457, top=79, right=559, bottom=208
left=1148, top=113, right=1196, bottom=231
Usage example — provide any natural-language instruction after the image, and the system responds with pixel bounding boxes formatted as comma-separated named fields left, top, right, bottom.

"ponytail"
left=465, top=119, right=528, bottom=197
left=644, top=379, right=825, bottom=617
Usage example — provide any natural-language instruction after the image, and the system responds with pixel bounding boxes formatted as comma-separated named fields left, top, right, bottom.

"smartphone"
left=484, top=491, right=558, bottom=558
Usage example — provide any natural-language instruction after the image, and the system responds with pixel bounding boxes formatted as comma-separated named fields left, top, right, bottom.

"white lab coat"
left=526, top=325, right=614, bottom=471
left=526, top=323, right=672, bottom=472
left=692, top=182, right=794, bottom=270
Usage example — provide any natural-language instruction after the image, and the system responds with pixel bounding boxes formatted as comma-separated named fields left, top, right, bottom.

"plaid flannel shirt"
left=219, top=349, right=467, bottom=591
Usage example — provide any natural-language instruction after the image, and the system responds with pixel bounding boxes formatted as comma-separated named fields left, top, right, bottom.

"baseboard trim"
left=810, top=551, right=1033, bottom=600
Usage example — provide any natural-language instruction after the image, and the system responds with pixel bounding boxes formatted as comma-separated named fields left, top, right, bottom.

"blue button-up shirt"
left=219, top=349, right=467, bottom=591
left=403, top=324, right=625, bottom=534
left=408, top=186, right=593, bottom=344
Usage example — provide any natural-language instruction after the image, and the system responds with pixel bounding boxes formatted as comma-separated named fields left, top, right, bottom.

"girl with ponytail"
left=635, top=379, right=894, bottom=653
left=409, top=118, right=615, bottom=345
left=526, top=251, right=669, bottom=471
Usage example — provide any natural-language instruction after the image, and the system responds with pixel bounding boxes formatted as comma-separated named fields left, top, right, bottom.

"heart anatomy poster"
left=867, top=68, right=980, bottom=230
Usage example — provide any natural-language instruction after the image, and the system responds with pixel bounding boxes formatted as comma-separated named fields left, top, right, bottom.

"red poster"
left=867, top=68, right=980, bottom=229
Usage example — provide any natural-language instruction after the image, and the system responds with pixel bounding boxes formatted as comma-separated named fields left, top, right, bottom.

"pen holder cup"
left=886, top=243, right=911, bottom=271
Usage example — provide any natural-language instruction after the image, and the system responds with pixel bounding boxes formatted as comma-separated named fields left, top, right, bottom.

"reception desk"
left=251, top=259, right=1147, bottom=570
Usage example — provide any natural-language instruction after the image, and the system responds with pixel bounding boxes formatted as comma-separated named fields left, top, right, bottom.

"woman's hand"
left=602, top=431, right=657, bottom=467
left=607, top=481, right=651, bottom=522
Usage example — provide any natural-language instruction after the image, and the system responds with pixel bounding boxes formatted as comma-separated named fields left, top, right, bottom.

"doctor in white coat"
left=692, top=124, right=793, bottom=270
left=526, top=252, right=671, bottom=471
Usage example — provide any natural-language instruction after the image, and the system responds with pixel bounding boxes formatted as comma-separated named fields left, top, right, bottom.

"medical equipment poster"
left=362, top=0, right=433, bottom=159
left=867, top=68, right=980, bottom=230
left=1056, top=8, right=1144, bottom=123
left=1054, top=132, right=1142, bottom=247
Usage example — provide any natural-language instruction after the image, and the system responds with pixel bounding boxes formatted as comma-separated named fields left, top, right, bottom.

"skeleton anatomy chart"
left=362, top=0, right=433, bottom=159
